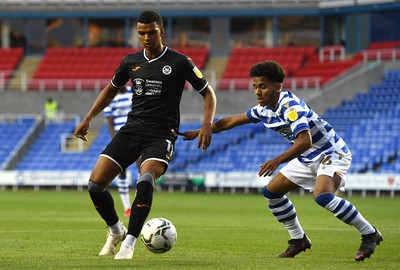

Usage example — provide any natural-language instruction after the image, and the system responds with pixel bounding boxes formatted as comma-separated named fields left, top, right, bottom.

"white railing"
left=28, top=78, right=109, bottom=92
left=0, top=70, right=27, bottom=92
left=217, top=77, right=321, bottom=91
left=2, top=75, right=320, bottom=92
left=60, top=133, right=85, bottom=153
left=0, top=69, right=217, bottom=92
left=362, top=48, right=400, bottom=62
left=319, top=45, right=345, bottom=62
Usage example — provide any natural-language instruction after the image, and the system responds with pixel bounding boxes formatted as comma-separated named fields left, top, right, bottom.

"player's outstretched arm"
left=213, top=113, right=251, bottom=133
left=182, top=113, right=251, bottom=142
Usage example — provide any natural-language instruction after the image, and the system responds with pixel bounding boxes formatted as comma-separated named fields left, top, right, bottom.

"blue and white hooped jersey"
left=103, top=86, right=132, bottom=132
left=246, top=90, right=349, bottom=164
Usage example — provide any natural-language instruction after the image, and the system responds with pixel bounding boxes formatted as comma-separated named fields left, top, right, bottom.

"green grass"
left=0, top=189, right=398, bottom=270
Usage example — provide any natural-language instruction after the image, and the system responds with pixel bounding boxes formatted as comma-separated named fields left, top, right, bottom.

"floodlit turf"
left=0, top=189, right=398, bottom=270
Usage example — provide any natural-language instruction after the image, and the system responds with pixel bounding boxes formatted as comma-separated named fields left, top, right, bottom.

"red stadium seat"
left=29, top=47, right=209, bottom=91
left=219, top=46, right=313, bottom=90
left=0, top=48, right=24, bottom=87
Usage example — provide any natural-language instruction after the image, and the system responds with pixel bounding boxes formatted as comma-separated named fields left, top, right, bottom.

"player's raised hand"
left=74, top=118, right=91, bottom=141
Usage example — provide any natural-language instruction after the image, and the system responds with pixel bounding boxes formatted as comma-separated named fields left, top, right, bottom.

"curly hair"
left=137, top=10, right=164, bottom=29
left=249, top=61, right=286, bottom=83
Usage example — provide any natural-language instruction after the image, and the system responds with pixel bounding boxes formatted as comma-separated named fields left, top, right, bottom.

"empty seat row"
left=29, top=47, right=209, bottom=91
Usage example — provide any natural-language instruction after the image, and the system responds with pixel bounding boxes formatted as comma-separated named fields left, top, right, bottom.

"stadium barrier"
left=217, top=77, right=321, bottom=91
left=0, top=170, right=132, bottom=192
left=362, top=48, right=400, bottom=62
left=0, top=171, right=398, bottom=198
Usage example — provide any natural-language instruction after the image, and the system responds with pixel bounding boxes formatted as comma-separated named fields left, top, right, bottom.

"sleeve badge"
left=193, top=67, right=204, bottom=79
left=287, top=107, right=299, bottom=121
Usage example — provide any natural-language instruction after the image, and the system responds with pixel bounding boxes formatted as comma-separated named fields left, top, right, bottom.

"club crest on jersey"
left=133, top=78, right=145, bottom=95
left=162, top=65, right=172, bottom=75
left=287, top=107, right=299, bottom=121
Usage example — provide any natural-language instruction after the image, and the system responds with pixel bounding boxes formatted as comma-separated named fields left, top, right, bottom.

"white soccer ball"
left=140, top=217, right=177, bottom=254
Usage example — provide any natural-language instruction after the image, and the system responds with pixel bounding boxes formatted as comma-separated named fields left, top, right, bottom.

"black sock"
left=89, top=189, right=119, bottom=226
left=128, top=181, right=153, bottom=237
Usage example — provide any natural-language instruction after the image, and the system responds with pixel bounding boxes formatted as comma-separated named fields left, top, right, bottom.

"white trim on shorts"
left=140, top=158, right=170, bottom=176
left=100, top=154, right=124, bottom=172
left=280, top=151, right=352, bottom=192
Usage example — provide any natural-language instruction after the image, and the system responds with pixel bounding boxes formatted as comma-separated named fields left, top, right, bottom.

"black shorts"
left=101, top=125, right=176, bottom=171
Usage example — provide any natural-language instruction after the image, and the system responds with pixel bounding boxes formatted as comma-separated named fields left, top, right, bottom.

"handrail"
left=217, top=77, right=321, bottom=91
left=362, top=48, right=400, bottom=62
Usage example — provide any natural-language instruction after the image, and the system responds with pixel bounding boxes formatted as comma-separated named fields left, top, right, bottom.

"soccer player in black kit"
left=74, top=10, right=217, bottom=260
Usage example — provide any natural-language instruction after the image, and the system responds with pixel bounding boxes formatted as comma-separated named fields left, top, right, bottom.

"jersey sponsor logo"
left=133, top=78, right=145, bottom=95
left=162, top=65, right=172, bottom=75
left=145, top=79, right=162, bottom=95
left=193, top=67, right=204, bottom=79
left=131, top=66, right=141, bottom=72
left=274, top=125, right=296, bottom=142
left=287, top=107, right=299, bottom=121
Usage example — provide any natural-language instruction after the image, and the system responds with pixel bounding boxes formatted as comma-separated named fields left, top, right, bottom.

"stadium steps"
left=205, top=56, right=228, bottom=83
left=66, top=129, right=99, bottom=152
left=1, top=116, right=44, bottom=170
left=8, top=55, right=42, bottom=91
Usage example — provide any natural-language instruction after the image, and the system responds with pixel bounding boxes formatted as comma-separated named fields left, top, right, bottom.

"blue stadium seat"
left=11, top=71, right=400, bottom=174
left=0, top=117, right=37, bottom=167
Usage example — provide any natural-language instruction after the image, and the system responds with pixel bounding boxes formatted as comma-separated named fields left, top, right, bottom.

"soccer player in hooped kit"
left=74, top=10, right=217, bottom=259
left=183, top=61, right=382, bottom=261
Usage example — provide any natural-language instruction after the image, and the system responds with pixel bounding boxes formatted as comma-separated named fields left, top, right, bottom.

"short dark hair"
left=137, top=10, right=164, bottom=29
left=249, top=61, right=286, bottom=83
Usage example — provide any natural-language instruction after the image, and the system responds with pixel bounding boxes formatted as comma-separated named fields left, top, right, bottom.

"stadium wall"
left=0, top=171, right=398, bottom=198
left=0, top=89, right=312, bottom=129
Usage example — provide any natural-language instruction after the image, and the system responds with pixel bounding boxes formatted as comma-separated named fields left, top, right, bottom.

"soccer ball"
left=140, top=217, right=177, bottom=254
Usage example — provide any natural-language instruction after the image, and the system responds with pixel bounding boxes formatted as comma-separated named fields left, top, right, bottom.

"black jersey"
left=111, top=46, right=208, bottom=134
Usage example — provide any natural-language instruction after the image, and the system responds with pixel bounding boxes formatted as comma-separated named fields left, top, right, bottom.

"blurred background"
left=0, top=0, right=399, bottom=196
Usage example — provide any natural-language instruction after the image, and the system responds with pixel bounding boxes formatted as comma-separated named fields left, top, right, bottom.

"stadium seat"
left=0, top=117, right=36, bottom=167
left=29, top=47, right=209, bottom=91
left=12, top=71, right=400, bottom=174
left=218, top=46, right=327, bottom=90
left=0, top=48, right=24, bottom=88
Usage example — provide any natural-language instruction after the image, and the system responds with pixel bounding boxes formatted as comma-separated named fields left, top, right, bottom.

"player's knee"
left=88, top=180, right=106, bottom=193
left=262, top=186, right=283, bottom=199
left=314, top=193, right=334, bottom=207
left=137, top=172, right=155, bottom=190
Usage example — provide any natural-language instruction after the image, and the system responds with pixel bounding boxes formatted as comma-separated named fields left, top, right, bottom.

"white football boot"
left=98, top=225, right=127, bottom=256
left=114, top=243, right=134, bottom=260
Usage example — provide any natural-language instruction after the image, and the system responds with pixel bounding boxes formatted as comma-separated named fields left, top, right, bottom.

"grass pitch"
left=0, top=189, right=398, bottom=270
